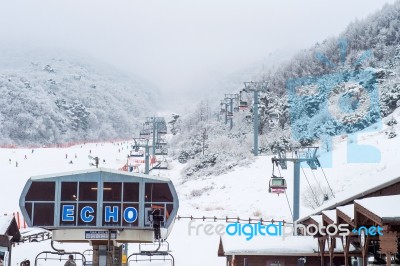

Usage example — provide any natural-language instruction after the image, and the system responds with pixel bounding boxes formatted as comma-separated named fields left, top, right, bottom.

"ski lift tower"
left=224, top=94, right=239, bottom=130
left=271, top=146, right=320, bottom=221
left=145, top=117, right=166, bottom=156
left=243, top=81, right=267, bottom=156
left=220, top=100, right=229, bottom=125
left=131, top=138, right=157, bottom=174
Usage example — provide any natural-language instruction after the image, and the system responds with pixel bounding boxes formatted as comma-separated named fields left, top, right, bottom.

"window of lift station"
left=24, top=181, right=174, bottom=227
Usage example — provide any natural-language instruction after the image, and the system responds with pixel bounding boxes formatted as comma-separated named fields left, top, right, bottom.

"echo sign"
left=62, top=205, right=138, bottom=223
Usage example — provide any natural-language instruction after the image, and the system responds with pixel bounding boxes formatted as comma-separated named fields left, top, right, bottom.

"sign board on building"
left=85, top=230, right=117, bottom=240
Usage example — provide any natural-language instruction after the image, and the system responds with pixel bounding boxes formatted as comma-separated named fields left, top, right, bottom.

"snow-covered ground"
left=1, top=109, right=400, bottom=265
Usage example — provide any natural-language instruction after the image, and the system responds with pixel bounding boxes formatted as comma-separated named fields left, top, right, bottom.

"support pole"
left=230, top=98, right=233, bottom=130
left=319, top=239, right=326, bottom=266
left=253, top=90, right=259, bottom=156
left=329, top=238, right=334, bottom=266
left=8, top=245, right=12, bottom=266
left=145, top=145, right=150, bottom=175
left=343, top=237, right=349, bottom=266
left=224, top=103, right=228, bottom=125
left=202, top=129, right=206, bottom=155
left=386, top=252, right=391, bottom=266
left=293, top=161, right=301, bottom=222
left=156, top=123, right=160, bottom=144
left=152, top=121, right=156, bottom=156
left=123, top=244, right=128, bottom=266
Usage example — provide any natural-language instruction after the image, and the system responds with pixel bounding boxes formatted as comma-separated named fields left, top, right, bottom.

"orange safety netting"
left=0, top=138, right=131, bottom=149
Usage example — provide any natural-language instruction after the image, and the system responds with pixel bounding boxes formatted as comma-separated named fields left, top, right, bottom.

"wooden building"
left=219, top=176, right=400, bottom=266
left=218, top=234, right=344, bottom=266
left=0, top=215, right=21, bottom=266
left=297, top=175, right=400, bottom=266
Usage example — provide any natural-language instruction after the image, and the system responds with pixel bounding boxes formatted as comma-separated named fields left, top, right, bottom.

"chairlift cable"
left=320, top=166, right=335, bottom=198
left=309, top=166, right=324, bottom=196
left=272, top=161, right=275, bottom=176
left=276, top=164, right=293, bottom=221
left=276, top=163, right=282, bottom=177
left=284, top=190, right=294, bottom=222
left=301, top=165, right=320, bottom=207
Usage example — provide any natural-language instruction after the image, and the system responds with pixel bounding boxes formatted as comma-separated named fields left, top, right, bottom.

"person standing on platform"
left=64, top=255, right=76, bottom=266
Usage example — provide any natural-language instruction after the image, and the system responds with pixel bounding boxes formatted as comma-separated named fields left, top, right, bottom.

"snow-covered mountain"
left=0, top=50, right=158, bottom=145
left=170, top=1, right=400, bottom=182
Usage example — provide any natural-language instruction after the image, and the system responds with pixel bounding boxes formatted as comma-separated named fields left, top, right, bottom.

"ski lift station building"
left=19, top=168, right=179, bottom=241
left=18, top=168, right=179, bottom=265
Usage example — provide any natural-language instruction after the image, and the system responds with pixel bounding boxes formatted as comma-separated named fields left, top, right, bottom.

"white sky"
left=0, top=0, right=397, bottom=108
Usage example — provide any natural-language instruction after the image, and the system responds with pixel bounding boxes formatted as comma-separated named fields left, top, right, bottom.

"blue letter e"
left=62, top=205, right=75, bottom=222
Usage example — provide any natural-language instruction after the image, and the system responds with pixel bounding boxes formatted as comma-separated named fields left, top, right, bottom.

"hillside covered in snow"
left=170, top=1, right=400, bottom=183
left=0, top=50, right=157, bottom=145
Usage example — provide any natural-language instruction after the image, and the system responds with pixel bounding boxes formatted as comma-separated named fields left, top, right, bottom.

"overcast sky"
left=0, top=0, right=397, bottom=108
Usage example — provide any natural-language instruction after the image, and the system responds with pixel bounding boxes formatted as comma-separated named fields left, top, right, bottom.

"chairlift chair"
left=239, top=89, right=249, bottom=110
left=153, top=158, right=169, bottom=170
left=155, top=147, right=168, bottom=156
left=158, top=124, right=168, bottom=134
left=268, top=176, right=287, bottom=195
left=239, top=101, right=248, bottom=110
left=156, top=140, right=167, bottom=146
left=140, top=130, right=150, bottom=137
left=130, top=149, right=144, bottom=157
left=226, top=111, right=233, bottom=118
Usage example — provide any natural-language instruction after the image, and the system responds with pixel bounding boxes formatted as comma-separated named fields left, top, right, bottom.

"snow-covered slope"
left=1, top=108, right=400, bottom=265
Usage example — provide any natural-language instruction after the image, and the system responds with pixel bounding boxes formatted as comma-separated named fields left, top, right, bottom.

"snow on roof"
left=298, top=175, right=400, bottom=222
left=322, top=210, right=337, bottom=223
left=325, top=237, right=356, bottom=253
left=337, top=204, right=354, bottom=220
left=310, top=215, right=323, bottom=225
left=29, top=167, right=171, bottom=182
left=20, top=227, right=49, bottom=236
left=355, top=195, right=400, bottom=218
left=221, top=235, right=318, bottom=256
left=0, top=215, right=13, bottom=235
